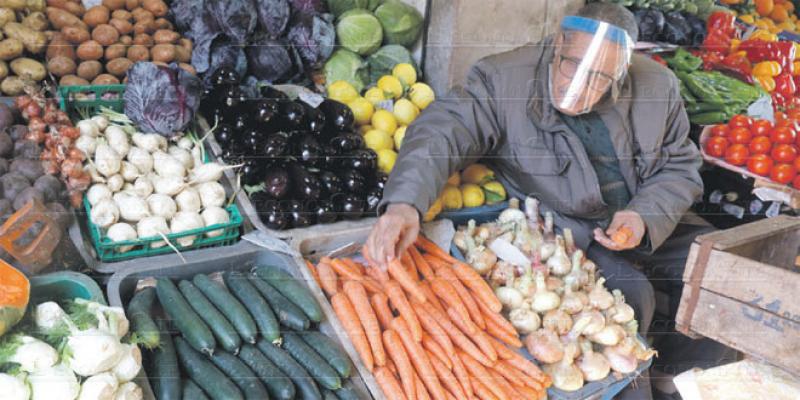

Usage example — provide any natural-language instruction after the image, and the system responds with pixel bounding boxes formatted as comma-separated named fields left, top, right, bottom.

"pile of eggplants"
left=204, top=68, right=384, bottom=230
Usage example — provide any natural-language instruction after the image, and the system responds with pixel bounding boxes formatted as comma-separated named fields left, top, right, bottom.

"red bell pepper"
left=773, top=92, right=790, bottom=109
left=707, top=11, right=736, bottom=37
left=769, top=41, right=797, bottom=75
left=739, top=39, right=772, bottom=63
left=776, top=73, right=797, bottom=98
left=700, top=51, right=724, bottom=71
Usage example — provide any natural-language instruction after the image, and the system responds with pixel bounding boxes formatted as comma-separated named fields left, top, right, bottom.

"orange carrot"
left=371, top=292, right=394, bottom=331
left=444, top=391, right=457, bottom=400
left=436, top=266, right=485, bottom=329
left=421, top=333, right=451, bottom=370
left=413, top=301, right=455, bottom=356
left=484, top=316, right=522, bottom=348
left=330, top=258, right=362, bottom=278
left=452, top=262, right=502, bottom=312
left=504, top=348, right=548, bottom=383
left=408, top=246, right=436, bottom=280
left=430, top=277, right=471, bottom=326
left=414, top=372, right=431, bottom=400
left=388, top=259, right=427, bottom=303
left=386, top=358, right=397, bottom=374
left=419, top=281, right=446, bottom=314
left=487, top=368, right=522, bottom=398
left=488, top=337, right=516, bottom=360
left=400, top=251, right=418, bottom=280
left=513, top=383, right=541, bottom=399
left=449, top=352, right=473, bottom=400
left=493, top=360, right=534, bottom=389
left=422, top=253, right=451, bottom=271
left=342, top=258, right=366, bottom=274
left=470, top=377, right=499, bottom=400
left=386, top=280, right=423, bottom=342
left=384, top=330, right=417, bottom=400
left=458, top=351, right=509, bottom=400
left=365, top=263, right=390, bottom=284
left=445, top=306, right=477, bottom=337
left=415, top=236, right=458, bottom=263
left=305, top=260, right=321, bottom=287
left=421, top=302, right=490, bottom=367
left=427, top=350, right=466, bottom=399
left=391, top=317, right=448, bottom=400
left=444, top=307, right=497, bottom=362
left=375, top=367, right=407, bottom=400
left=477, top=300, right=518, bottom=338
left=316, top=261, right=339, bottom=296
left=344, top=281, right=386, bottom=367
left=331, top=293, right=374, bottom=371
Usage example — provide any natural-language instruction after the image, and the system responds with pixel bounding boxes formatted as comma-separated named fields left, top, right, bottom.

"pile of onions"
left=453, top=197, right=656, bottom=391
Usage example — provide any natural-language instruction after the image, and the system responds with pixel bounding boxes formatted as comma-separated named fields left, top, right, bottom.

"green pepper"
left=685, top=102, right=728, bottom=115
left=679, top=81, right=697, bottom=104
left=666, top=48, right=703, bottom=72
left=690, top=111, right=730, bottom=125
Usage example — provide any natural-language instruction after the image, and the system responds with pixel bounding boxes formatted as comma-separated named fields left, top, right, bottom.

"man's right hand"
left=365, top=203, right=420, bottom=268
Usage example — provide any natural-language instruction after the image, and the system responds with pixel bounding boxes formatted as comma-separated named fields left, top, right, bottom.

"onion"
left=531, top=271, right=560, bottom=313
left=90, top=198, right=118, bottom=228
left=588, top=323, right=625, bottom=346
left=546, top=275, right=564, bottom=293
left=547, top=236, right=571, bottom=276
left=495, top=285, right=524, bottom=310
left=126, top=147, right=153, bottom=174
left=146, top=194, right=177, bottom=220
left=94, top=143, right=121, bottom=177
left=509, top=308, right=540, bottom=334
left=175, top=187, right=201, bottom=213
left=560, top=285, right=588, bottom=315
left=170, top=211, right=204, bottom=247
left=589, top=278, right=615, bottom=310
left=540, top=212, right=556, bottom=261
left=153, top=151, right=186, bottom=178
left=132, top=177, right=153, bottom=198
left=497, top=198, right=525, bottom=223
left=152, top=175, right=185, bottom=196
left=119, top=161, right=140, bottom=182
left=113, top=192, right=150, bottom=222
left=574, top=309, right=605, bottom=336
left=106, top=174, right=124, bottom=192
left=169, top=146, right=194, bottom=170
left=577, top=339, right=610, bottom=382
left=196, top=182, right=226, bottom=208
left=106, top=223, right=136, bottom=253
left=137, top=216, right=168, bottom=248
left=75, top=135, right=97, bottom=156
left=86, top=184, right=112, bottom=206
left=77, top=119, right=100, bottom=137
left=605, top=289, right=635, bottom=324
left=91, top=115, right=109, bottom=131
left=543, top=342, right=583, bottom=392
left=466, top=245, right=497, bottom=275
left=524, top=329, right=564, bottom=364
left=543, top=309, right=573, bottom=336
left=105, top=125, right=130, bottom=158
left=489, top=261, right=515, bottom=287
left=201, top=207, right=230, bottom=238
left=603, top=343, right=638, bottom=374
left=564, top=249, right=589, bottom=290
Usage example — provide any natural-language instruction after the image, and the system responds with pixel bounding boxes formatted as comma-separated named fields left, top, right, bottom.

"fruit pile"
left=424, top=164, right=508, bottom=221
left=704, top=112, right=800, bottom=188
left=736, top=0, right=799, bottom=35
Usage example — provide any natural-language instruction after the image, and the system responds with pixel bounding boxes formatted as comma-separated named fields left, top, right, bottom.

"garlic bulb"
left=605, top=289, right=635, bottom=324
left=543, top=342, right=584, bottom=392
left=577, top=339, right=610, bottom=382
left=589, top=278, right=615, bottom=310
left=531, top=271, right=560, bottom=313
left=547, top=236, right=571, bottom=276
left=525, top=329, right=564, bottom=364
left=509, top=308, right=540, bottom=334
left=542, top=309, right=573, bottom=336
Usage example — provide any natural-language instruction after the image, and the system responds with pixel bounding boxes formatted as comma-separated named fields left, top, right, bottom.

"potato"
left=178, top=63, right=195, bottom=75
left=152, top=29, right=177, bottom=44
left=59, top=74, right=88, bottom=86
left=105, top=57, right=131, bottom=77
left=62, top=1, right=84, bottom=16
left=4, top=23, right=47, bottom=54
left=130, top=7, right=151, bottom=22
left=102, top=0, right=125, bottom=10
left=177, top=37, right=192, bottom=52
left=46, top=6, right=87, bottom=30
left=126, top=43, right=147, bottom=61
left=150, top=43, right=173, bottom=63
left=0, top=60, right=7, bottom=80
left=22, top=12, right=49, bottom=31
left=132, top=19, right=155, bottom=35
left=11, top=58, right=46, bottom=81
left=104, top=42, right=125, bottom=59
left=91, top=23, right=118, bottom=46
left=0, top=8, right=14, bottom=28
left=76, top=59, right=101, bottom=80
left=153, top=17, right=171, bottom=30
left=173, top=43, right=190, bottom=63
left=108, top=17, right=132, bottom=35
left=46, top=33, right=74, bottom=60
left=92, top=73, right=118, bottom=84
left=46, top=56, right=75, bottom=76
left=0, top=38, right=23, bottom=60
left=111, top=9, right=130, bottom=20
left=76, top=39, right=102, bottom=60
left=0, top=76, right=23, bottom=95
left=61, top=25, right=89, bottom=44
left=142, top=0, right=166, bottom=17
left=119, top=34, right=131, bottom=45
left=131, top=32, right=151, bottom=46
left=125, top=0, right=138, bottom=10
left=83, top=5, right=109, bottom=27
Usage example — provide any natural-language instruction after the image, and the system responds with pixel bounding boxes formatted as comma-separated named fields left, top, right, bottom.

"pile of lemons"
left=327, top=63, right=435, bottom=175
left=424, top=164, right=508, bottom=222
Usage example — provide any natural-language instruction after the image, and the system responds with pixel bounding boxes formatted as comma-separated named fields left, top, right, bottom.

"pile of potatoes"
left=0, top=4, right=50, bottom=95
left=45, top=0, right=194, bottom=87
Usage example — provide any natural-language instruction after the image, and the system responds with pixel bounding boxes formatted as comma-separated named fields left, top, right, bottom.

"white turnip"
left=0, top=372, right=30, bottom=400
left=28, top=363, right=80, bottom=400
left=119, top=162, right=140, bottom=182
left=175, top=187, right=201, bottom=212
left=105, top=126, right=130, bottom=158
left=94, top=143, right=121, bottom=177
left=195, top=181, right=225, bottom=208
left=91, top=198, right=119, bottom=228
left=77, top=372, right=118, bottom=400
left=111, top=344, right=141, bottom=382
left=77, top=119, right=100, bottom=138
left=65, top=328, right=125, bottom=376
left=91, top=115, right=109, bottom=131
left=137, top=216, right=168, bottom=248
left=152, top=151, right=186, bottom=178
left=132, top=177, right=153, bottom=198
left=146, top=194, right=176, bottom=220
left=131, top=133, right=163, bottom=153
left=113, top=192, right=149, bottom=222
left=126, top=147, right=153, bottom=174
left=113, top=382, right=143, bottom=400
left=107, top=223, right=137, bottom=252
left=168, top=146, right=193, bottom=170
left=170, top=211, right=203, bottom=247
left=106, top=174, right=124, bottom=193
left=76, top=135, right=98, bottom=156
left=201, top=206, right=230, bottom=237
left=152, top=175, right=184, bottom=196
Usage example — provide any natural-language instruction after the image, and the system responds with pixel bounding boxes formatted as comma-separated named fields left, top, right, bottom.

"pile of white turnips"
left=78, top=114, right=233, bottom=252
left=0, top=299, right=142, bottom=400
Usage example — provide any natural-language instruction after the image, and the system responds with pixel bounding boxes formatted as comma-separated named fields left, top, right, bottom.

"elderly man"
left=366, top=3, right=734, bottom=398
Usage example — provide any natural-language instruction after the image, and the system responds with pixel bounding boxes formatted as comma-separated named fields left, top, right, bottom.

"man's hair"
left=575, top=3, right=639, bottom=43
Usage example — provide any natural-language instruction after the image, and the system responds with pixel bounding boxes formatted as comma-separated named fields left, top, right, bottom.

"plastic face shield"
left=549, top=16, right=634, bottom=116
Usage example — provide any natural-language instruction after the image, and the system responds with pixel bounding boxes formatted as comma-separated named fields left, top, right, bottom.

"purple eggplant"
left=318, top=171, right=343, bottom=196
left=289, top=163, right=321, bottom=200
left=334, top=193, right=365, bottom=220
left=328, top=133, right=363, bottom=154
left=263, top=166, right=291, bottom=199
left=294, top=134, right=323, bottom=167
left=214, top=123, right=236, bottom=147
left=281, top=101, right=307, bottom=130
left=319, top=99, right=354, bottom=133
left=311, top=199, right=337, bottom=224
left=263, top=132, right=289, bottom=161
left=339, top=169, right=366, bottom=194
left=365, top=188, right=382, bottom=213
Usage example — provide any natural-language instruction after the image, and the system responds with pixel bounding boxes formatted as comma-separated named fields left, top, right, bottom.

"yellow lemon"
left=394, top=126, right=406, bottom=150
left=392, top=63, right=417, bottom=86
left=460, top=184, right=485, bottom=208
left=348, top=97, right=374, bottom=126
left=364, top=129, right=394, bottom=152
left=378, top=75, right=404, bottom=99
left=327, top=80, right=359, bottom=104
left=371, top=109, right=398, bottom=134
left=393, top=98, right=419, bottom=126
left=408, top=82, right=435, bottom=110
left=461, top=163, right=494, bottom=184
left=424, top=197, right=443, bottom=222
left=441, top=185, right=463, bottom=210
left=364, top=87, right=386, bottom=105
left=446, top=172, right=460, bottom=186
left=359, top=124, right=373, bottom=135
left=482, top=181, right=507, bottom=204
left=377, top=148, right=397, bottom=174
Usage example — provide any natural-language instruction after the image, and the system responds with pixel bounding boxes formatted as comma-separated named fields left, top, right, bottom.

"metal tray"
left=106, top=240, right=372, bottom=400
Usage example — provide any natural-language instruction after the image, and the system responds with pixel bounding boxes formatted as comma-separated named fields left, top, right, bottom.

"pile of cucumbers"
left=126, top=264, right=361, bottom=400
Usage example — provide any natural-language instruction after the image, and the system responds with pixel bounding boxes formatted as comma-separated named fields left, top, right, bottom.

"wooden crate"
left=676, top=215, right=800, bottom=376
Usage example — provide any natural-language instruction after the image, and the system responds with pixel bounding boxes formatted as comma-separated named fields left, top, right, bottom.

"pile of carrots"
left=306, top=236, right=551, bottom=400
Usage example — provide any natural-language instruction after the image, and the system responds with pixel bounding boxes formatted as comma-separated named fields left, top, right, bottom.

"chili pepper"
left=753, top=61, right=782, bottom=77
left=775, top=73, right=797, bottom=98
left=707, top=11, right=737, bottom=37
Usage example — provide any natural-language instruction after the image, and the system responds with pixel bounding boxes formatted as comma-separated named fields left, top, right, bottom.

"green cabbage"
left=367, top=0, right=383, bottom=10
left=374, top=0, right=423, bottom=48
left=367, top=44, right=418, bottom=84
left=324, top=49, right=369, bottom=92
left=336, top=9, right=384, bottom=56
left=326, top=0, right=368, bottom=17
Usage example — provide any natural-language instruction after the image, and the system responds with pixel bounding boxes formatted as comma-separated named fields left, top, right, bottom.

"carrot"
left=365, top=263, right=391, bottom=285
left=444, top=391, right=457, bottom=400
left=430, top=277, right=471, bottom=327
left=419, top=281, right=446, bottom=314
left=384, top=330, right=416, bottom=400
left=343, top=258, right=366, bottom=274
left=421, top=333, right=451, bottom=370
left=316, top=261, right=339, bottom=296
left=371, top=292, right=394, bottom=330
left=400, top=251, right=418, bottom=280
left=488, top=337, right=516, bottom=360
left=470, top=377, right=499, bottom=400
left=414, top=372, right=431, bottom=400
left=386, top=358, right=397, bottom=374
left=415, top=236, right=458, bottom=263
left=427, top=350, right=466, bottom=399
left=413, top=301, right=455, bottom=356
left=388, top=259, right=427, bottom=303
left=445, top=306, right=477, bottom=337
left=344, top=281, right=386, bottom=367
left=305, top=260, right=321, bottom=287
left=390, top=317, right=448, bottom=400
left=484, top=316, right=522, bottom=348
left=445, top=307, right=497, bottom=362
left=493, top=360, right=535, bottom=390
left=375, top=367, right=407, bottom=400
left=504, top=349, right=548, bottom=384
left=452, top=261, right=502, bottom=312
left=477, top=300, right=518, bottom=338
left=386, top=280, right=423, bottom=342
left=331, top=293, right=374, bottom=371
left=422, top=253, right=451, bottom=270
left=408, top=246, right=436, bottom=280
left=421, top=302, right=490, bottom=367
left=487, top=368, right=522, bottom=398
left=449, top=352, right=473, bottom=400
left=513, top=383, right=541, bottom=400
left=436, top=266, right=485, bottom=329
left=330, top=258, right=362, bottom=278
left=458, top=351, right=509, bottom=400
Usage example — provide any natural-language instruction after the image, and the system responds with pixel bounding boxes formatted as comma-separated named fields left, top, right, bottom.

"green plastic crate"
left=58, top=84, right=125, bottom=119
left=30, top=271, right=106, bottom=305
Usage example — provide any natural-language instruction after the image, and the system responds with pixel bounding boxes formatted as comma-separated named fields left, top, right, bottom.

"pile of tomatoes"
left=705, top=113, right=800, bottom=188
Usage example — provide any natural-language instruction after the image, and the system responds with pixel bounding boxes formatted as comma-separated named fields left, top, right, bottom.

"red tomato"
left=771, top=144, right=798, bottom=163
left=751, top=120, right=773, bottom=136
left=770, top=163, right=797, bottom=184
left=748, top=136, right=772, bottom=154
left=724, top=144, right=749, bottom=166
left=729, top=127, right=753, bottom=144
left=793, top=156, right=800, bottom=171
left=793, top=174, right=800, bottom=188
left=705, top=136, right=730, bottom=157
left=770, top=126, right=796, bottom=144
left=747, top=154, right=773, bottom=176
left=728, top=114, right=753, bottom=129
left=710, top=124, right=730, bottom=137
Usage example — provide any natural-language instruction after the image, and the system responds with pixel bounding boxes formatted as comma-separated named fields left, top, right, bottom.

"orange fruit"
left=771, top=4, right=790, bottom=23
left=756, top=0, right=774, bottom=17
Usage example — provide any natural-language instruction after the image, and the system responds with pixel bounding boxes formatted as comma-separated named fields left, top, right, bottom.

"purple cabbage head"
left=256, top=0, right=291, bottom=39
left=124, top=62, right=202, bottom=137
left=204, top=39, right=248, bottom=87
left=246, top=37, right=295, bottom=82
left=287, top=12, right=335, bottom=68
left=290, top=0, right=325, bottom=14
left=204, top=0, right=258, bottom=44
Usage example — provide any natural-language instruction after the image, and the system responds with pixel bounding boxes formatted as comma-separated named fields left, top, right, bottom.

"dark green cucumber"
left=256, top=338, right=322, bottom=400
left=224, top=272, right=280, bottom=341
left=150, top=321, right=181, bottom=400
left=156, top=278, right=216, bottom=354
left=250, top=274, right=310, bottom=331
left=282, top=332, right=341, bottom=390
left=254, top=265, right=323, bottom=322
left=193, top=274, right=258, bottom=343
left=174, top=337, right=243, bottom=400
left=127, top=287, right=160, bottom=349
left=299, top=331, right=352, bottom=379
left=182, top=380, right=209, bottom=400
left=238, top=344, right=295, bottom=400
left=323, top=389, right=339, bottom=400
left=178, top=280, right=241, bottom=354
left=335, top=379, right=362, bottom=400
left=209, top=349, right=270, bottom=400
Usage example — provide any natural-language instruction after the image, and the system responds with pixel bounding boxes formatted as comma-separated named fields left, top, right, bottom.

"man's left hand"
left=593, top=210, right=646, bottom=251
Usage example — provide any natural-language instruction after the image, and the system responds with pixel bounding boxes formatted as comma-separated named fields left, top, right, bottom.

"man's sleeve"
left=626, top=75, right=704, bottom=251
left=378, top=61, right=503, bottom=215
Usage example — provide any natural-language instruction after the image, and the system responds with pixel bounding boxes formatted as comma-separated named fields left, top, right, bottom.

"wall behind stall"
left=423, top=0, right=585, bottom=94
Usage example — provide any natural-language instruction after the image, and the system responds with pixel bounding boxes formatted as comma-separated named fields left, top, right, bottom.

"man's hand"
left=593, top=210, right=646, bottom=251
left=365, top=203, right=420, bottom=267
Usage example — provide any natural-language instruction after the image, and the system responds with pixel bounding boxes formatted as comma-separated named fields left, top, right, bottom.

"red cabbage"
left=204, top=0, right=258, bottom=44
left=287, top=12, right=335, bottom=68
left=256, top=0, right=291, bottom=39
left=246, top=37, right=295, bottom=82
left=290, top=0, right=325, bottom=14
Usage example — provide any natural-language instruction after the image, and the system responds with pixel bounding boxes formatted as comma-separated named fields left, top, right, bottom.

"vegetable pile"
left=633, top=8, right=706, bottom=46
left=306, top=236, right=552, bottom=400
left=0, top=3, right=49, bottom=96
left=594, top=0, right=716, bottom=17
left=45, top=0, right=194, bottom=87
left=129, top=266, right=361, bottom=399
left=425, top=164, right=508, bottom=222
left=0, top=297, right=144, bottom=400
left=452, top=198, right=656, bottom=392
left=735, top=0, right=799, bottom=37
